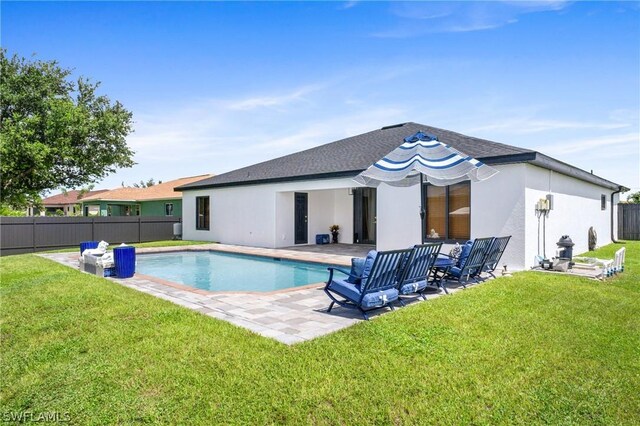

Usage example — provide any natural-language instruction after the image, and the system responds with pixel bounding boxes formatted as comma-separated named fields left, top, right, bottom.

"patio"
left=41, top=243, right=471, bottom=345
left=283, top=243, right=375, bottom=257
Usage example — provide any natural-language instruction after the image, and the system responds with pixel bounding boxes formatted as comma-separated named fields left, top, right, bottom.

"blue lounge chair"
left=397, top=243, right=443, bottom=304
left=479, top=236, right=511, bottom=279
left=444, top=237, right=495, bottom=289
left=324, top=248, right=411, bottom=320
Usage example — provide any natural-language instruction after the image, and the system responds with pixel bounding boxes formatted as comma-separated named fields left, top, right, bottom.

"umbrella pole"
left=420, top=174, right=425, bottom=243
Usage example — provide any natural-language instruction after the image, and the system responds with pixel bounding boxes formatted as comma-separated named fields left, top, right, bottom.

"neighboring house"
left=81, top=175, right=211, bottom=217
left=28, top=189, right=109, bottom=216
left=176, top=122, right=627, bottom=270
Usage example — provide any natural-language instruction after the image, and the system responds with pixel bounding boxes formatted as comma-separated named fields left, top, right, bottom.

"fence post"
left=138, top=216, right=142, bottom=243
left=91, top=217, right=95, bottom=241
left=32, top=216, right=36, bottom=253
left=618, top=205, right=623, bottom=240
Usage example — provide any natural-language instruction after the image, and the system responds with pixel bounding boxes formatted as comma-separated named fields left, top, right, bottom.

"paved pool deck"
left=40, top=243, right=475, bottom=345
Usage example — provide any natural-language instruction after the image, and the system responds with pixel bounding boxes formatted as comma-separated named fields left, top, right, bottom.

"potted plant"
left=329, top=224, right=340, bottom=244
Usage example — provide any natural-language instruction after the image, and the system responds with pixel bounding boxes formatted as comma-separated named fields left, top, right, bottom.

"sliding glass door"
left=353, top=188, right=376, bottom=244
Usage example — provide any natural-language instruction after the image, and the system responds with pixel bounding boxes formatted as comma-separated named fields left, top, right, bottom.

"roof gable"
left=177, top=122, right=532, bottom=190
left=176, top=122, right=623, bottom=191
left=82, top=175, right=212, bottom=202
left=42, top=189, right=109, bottom=205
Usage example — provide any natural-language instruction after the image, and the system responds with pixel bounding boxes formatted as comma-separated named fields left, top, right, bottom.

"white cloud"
left=339, top=1, right=359, bottom=10
left=105, top=78, right=409, bottom=189
left=97, top=64, right=638, bottom=195
left=373, top=1, right=573, bottom=37
left=468, top=118, right=630, bottom=134
left=228, top=84, right=323, bottom=111
left=537, top=132, right=639, bottom=156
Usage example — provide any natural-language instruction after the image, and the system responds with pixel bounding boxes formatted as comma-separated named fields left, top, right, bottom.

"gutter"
left=611, top=186, right=628, bottom=243
left=175, top=170, right=363, bottom=191
left=530, top=153, right=621, bottom=191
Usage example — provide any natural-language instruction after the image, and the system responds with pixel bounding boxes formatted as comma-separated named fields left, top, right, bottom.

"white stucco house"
left=176, top=122, right=627, bottom=271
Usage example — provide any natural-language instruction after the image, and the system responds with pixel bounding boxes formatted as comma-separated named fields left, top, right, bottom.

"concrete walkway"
left=41, top=243, right=471, bottom=345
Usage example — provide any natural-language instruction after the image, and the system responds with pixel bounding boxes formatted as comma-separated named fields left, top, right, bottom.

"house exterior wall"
left=376, top=184, right=422, bottom=251
left=275, top=192, right=294, bottom=247
left=470, top=163, right=527, bottom=271
left=333, top=188, right=354, bottom=245
left=376, top=163, right=527, bottom=270
left=182, top=178, right=356, bottom=247
left=181, top=164, right=619, bottom=271
left=524, top=164, right=617, bottom=268
left=140, top=200, right=182, bottom=217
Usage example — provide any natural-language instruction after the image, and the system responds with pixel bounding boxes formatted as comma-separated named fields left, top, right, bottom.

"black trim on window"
left=601, top=194, right=607, bottom=211
left=196, top=196, right=210, bottom=230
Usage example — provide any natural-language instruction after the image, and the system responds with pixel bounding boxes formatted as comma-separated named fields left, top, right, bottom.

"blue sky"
left=3, top=1, right=639, bottom=194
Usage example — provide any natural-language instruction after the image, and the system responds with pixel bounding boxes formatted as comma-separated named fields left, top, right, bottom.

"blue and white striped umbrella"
left=353, top=131, right=498, bottom=187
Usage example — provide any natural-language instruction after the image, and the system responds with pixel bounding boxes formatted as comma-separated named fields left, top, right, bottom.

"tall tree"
left=0, top=49, right=135, bottom=208
left=626, top=191, right=640, bottom=204
left=132, top=178, right=161, bottom=188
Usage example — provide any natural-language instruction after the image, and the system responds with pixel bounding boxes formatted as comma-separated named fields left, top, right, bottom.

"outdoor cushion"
left=346, top=257, right=366, bottom=284
left=449, top=265, right=481, bottom=279
left=360, top=250, right=378, bottom=287
left=399, top=280, right=427, bottom=295
left=361, top=288, right=399, bottom=309
left=449, top=266, right=462, bottom=278
left=457, top=241, right=474, bottom=269
left=327, top=279, right=361, bottom=303
left=327, top=278, right=398, bottom=308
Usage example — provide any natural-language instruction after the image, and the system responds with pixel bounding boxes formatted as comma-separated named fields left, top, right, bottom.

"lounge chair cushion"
left=361, top=288, right=399, bottom=308
left=328, top=279, right=361, bottom=303
left=328, top=279, right=398, bottom=308
left=449, top=266, right=477, bottom=279
left=399, top=279, right=427, bottom=295
left=346, top=257, right=366, bottom=284
left=457, top=241, right=474, bottom=269
left=449, top=266, right=462, bottom=278
left=360, top=250, right=378, bottom=287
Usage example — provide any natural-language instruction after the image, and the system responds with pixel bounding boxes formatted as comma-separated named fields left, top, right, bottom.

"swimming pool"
left=136, top=251, right=338, bottom=292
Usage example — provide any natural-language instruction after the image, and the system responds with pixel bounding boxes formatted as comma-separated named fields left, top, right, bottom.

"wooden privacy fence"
left=618, top=204, right=640, bottom=240
left=0, top=216, right=180, bottom=256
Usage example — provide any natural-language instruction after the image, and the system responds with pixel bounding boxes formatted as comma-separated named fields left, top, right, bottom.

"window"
left=423, top=181, right=470, bottom=241
left=601, top=194, right=607, bottom=211
left=85, top=205, right=100, bottom=216
left=165, top=203, right=174, bottom=216
left=196, top=196, right=210, bottom=230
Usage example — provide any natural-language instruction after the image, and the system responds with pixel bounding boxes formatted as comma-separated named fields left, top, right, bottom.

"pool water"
left=136, top=251, right=337, bottom=292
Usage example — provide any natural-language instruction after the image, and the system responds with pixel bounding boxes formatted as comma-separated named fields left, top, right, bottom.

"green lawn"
left=1, top=243, right=639, bottom=424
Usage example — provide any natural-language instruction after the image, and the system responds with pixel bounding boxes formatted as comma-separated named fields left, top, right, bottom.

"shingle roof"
left=82, top=175, right=213, bottom=202
left=42, top=189, right=109, bottom=206
left=176, top=122, right=623, bottom=191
